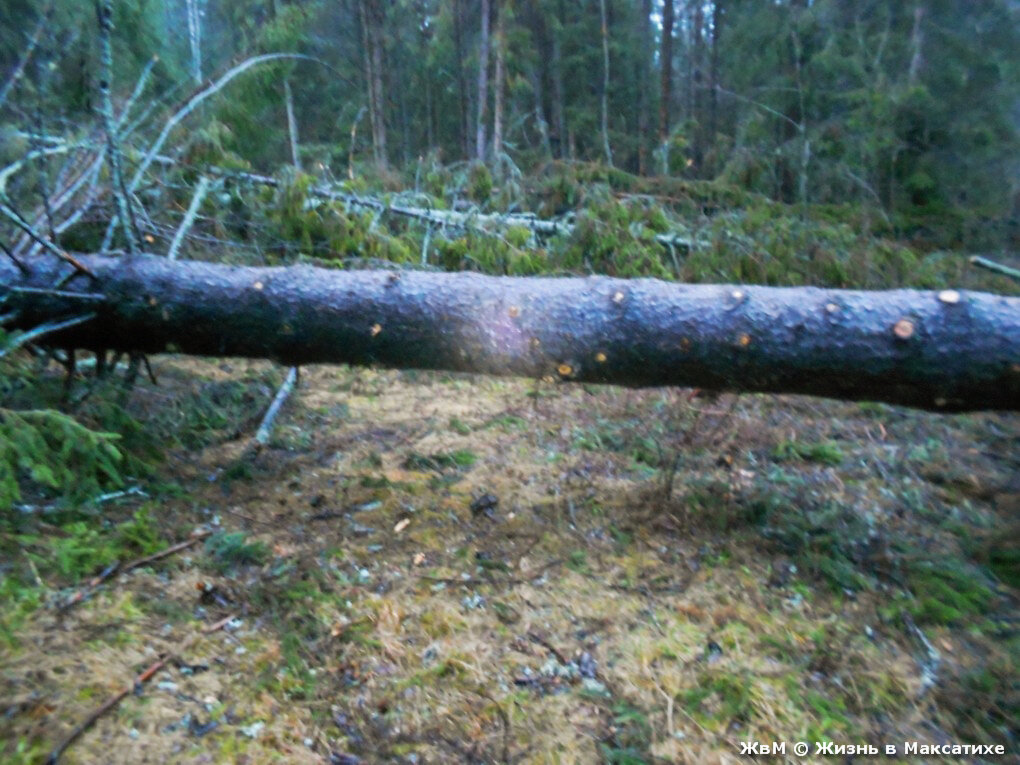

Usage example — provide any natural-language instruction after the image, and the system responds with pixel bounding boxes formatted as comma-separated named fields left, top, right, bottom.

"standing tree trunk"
left=368, top=1, right=387, bottom=170
left=636, top=0, right=653, bottom=175
left=908, top=4, right=925, bottom=86
left=185, top=0, right=203, bottom=85
left=491, top=0, right=505, bottom=162
left=417, top=0, right=435, bottom=152
left=284, top=78, right=300, bottom=170
left=599, top=0, right=613, bottom=167
left=709, top=0, right=722, bottom=175
left=453, top=0, right=470, bottom=159
left=691, top=0, right=705, bottom=172
left=3, top=255, right=1017, bottom=413
left=358, top=0, right=377, bottom=166
left=659, top=0, right=675, bottom=174
left=475, top=0, right=491, bottom=161
left=550, top=4, right=567, bottom=159
left=359, top=0, right=387, bottom=170
left=95, top=0, right=138, bottom=256
left=529, top=65, right=552, bottom=158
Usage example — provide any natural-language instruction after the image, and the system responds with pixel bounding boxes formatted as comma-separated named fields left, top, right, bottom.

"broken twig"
left=58, top=529, right=211, bottom=612
left=45, top=613, right=234, bottom=764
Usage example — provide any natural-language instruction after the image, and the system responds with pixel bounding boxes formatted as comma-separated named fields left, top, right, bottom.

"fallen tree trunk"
left=2, top=254, right=1018, bottom=412
left=214, top=169, right=704, bottom=250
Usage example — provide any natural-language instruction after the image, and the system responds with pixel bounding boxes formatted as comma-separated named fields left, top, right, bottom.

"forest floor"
left=1, top=357, right=1017, bottom=764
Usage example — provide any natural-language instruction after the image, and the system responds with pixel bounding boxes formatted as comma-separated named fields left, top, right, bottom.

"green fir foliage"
left=0, top=408, right=123, bottom=510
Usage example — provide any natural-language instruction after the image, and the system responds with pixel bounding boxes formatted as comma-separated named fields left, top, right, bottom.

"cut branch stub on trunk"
left=1, top=254, right=1018, bottom=412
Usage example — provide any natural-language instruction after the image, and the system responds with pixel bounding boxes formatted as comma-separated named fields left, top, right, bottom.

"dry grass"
left=1, top=358, right=1016, bottom=763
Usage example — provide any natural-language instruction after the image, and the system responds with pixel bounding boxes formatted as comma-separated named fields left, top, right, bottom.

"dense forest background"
left=3, top=0, right=1018, bottom=251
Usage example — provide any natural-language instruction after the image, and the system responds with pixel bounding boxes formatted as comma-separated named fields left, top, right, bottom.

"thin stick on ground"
left=904, top=612, right=940, bottom=697
left=970, top=255, right=1020, bottom=282
left=251, top=366, right=299, bottom=451
left=45, top=613, right=235, bottom=765
left=54, top=560, right=120, bottom=612
left=57, top=529, right=211, bottom=612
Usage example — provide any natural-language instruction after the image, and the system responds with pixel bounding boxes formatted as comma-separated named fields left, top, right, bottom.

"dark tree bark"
left=3, top=255, right=1018, bottom=412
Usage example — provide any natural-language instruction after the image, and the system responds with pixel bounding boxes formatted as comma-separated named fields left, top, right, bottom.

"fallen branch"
left=167, top=175, right=213, bottom=260
left=970, top=255, right=1020, bottom=282
left=45, top=613, right=234, bottom=764
left=8, top=286, right=105, bottom=300
left=903, top=612, right=940, bottom=698
left=57, top=529, right=211, bottom=612
left=0, top=313, right=94, bottom=358
left=216, top=168, right=704, bottom=250
left=250, top=365, right=298, bottom=450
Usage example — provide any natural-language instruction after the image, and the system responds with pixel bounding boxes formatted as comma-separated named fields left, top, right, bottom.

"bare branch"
left=0, top=2, right=54, bottom=109
left=129, top=54, right=324, bottom=194
left=9, top=286, right=105, bottom=300
left=970, top=255, right=1020, bottom=282
left=0, top=238, right=30, bottom=275
left=0, top=144, right=78, bottom=196
left=0, top=197, right=96, bottom=278
left=95, top=1, right=138, bottom=255
left=0, top=313, right=95, bottom=358
left=115, top=55, right=159, bottom=132
left=167, top=175, right=213, bottom=260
